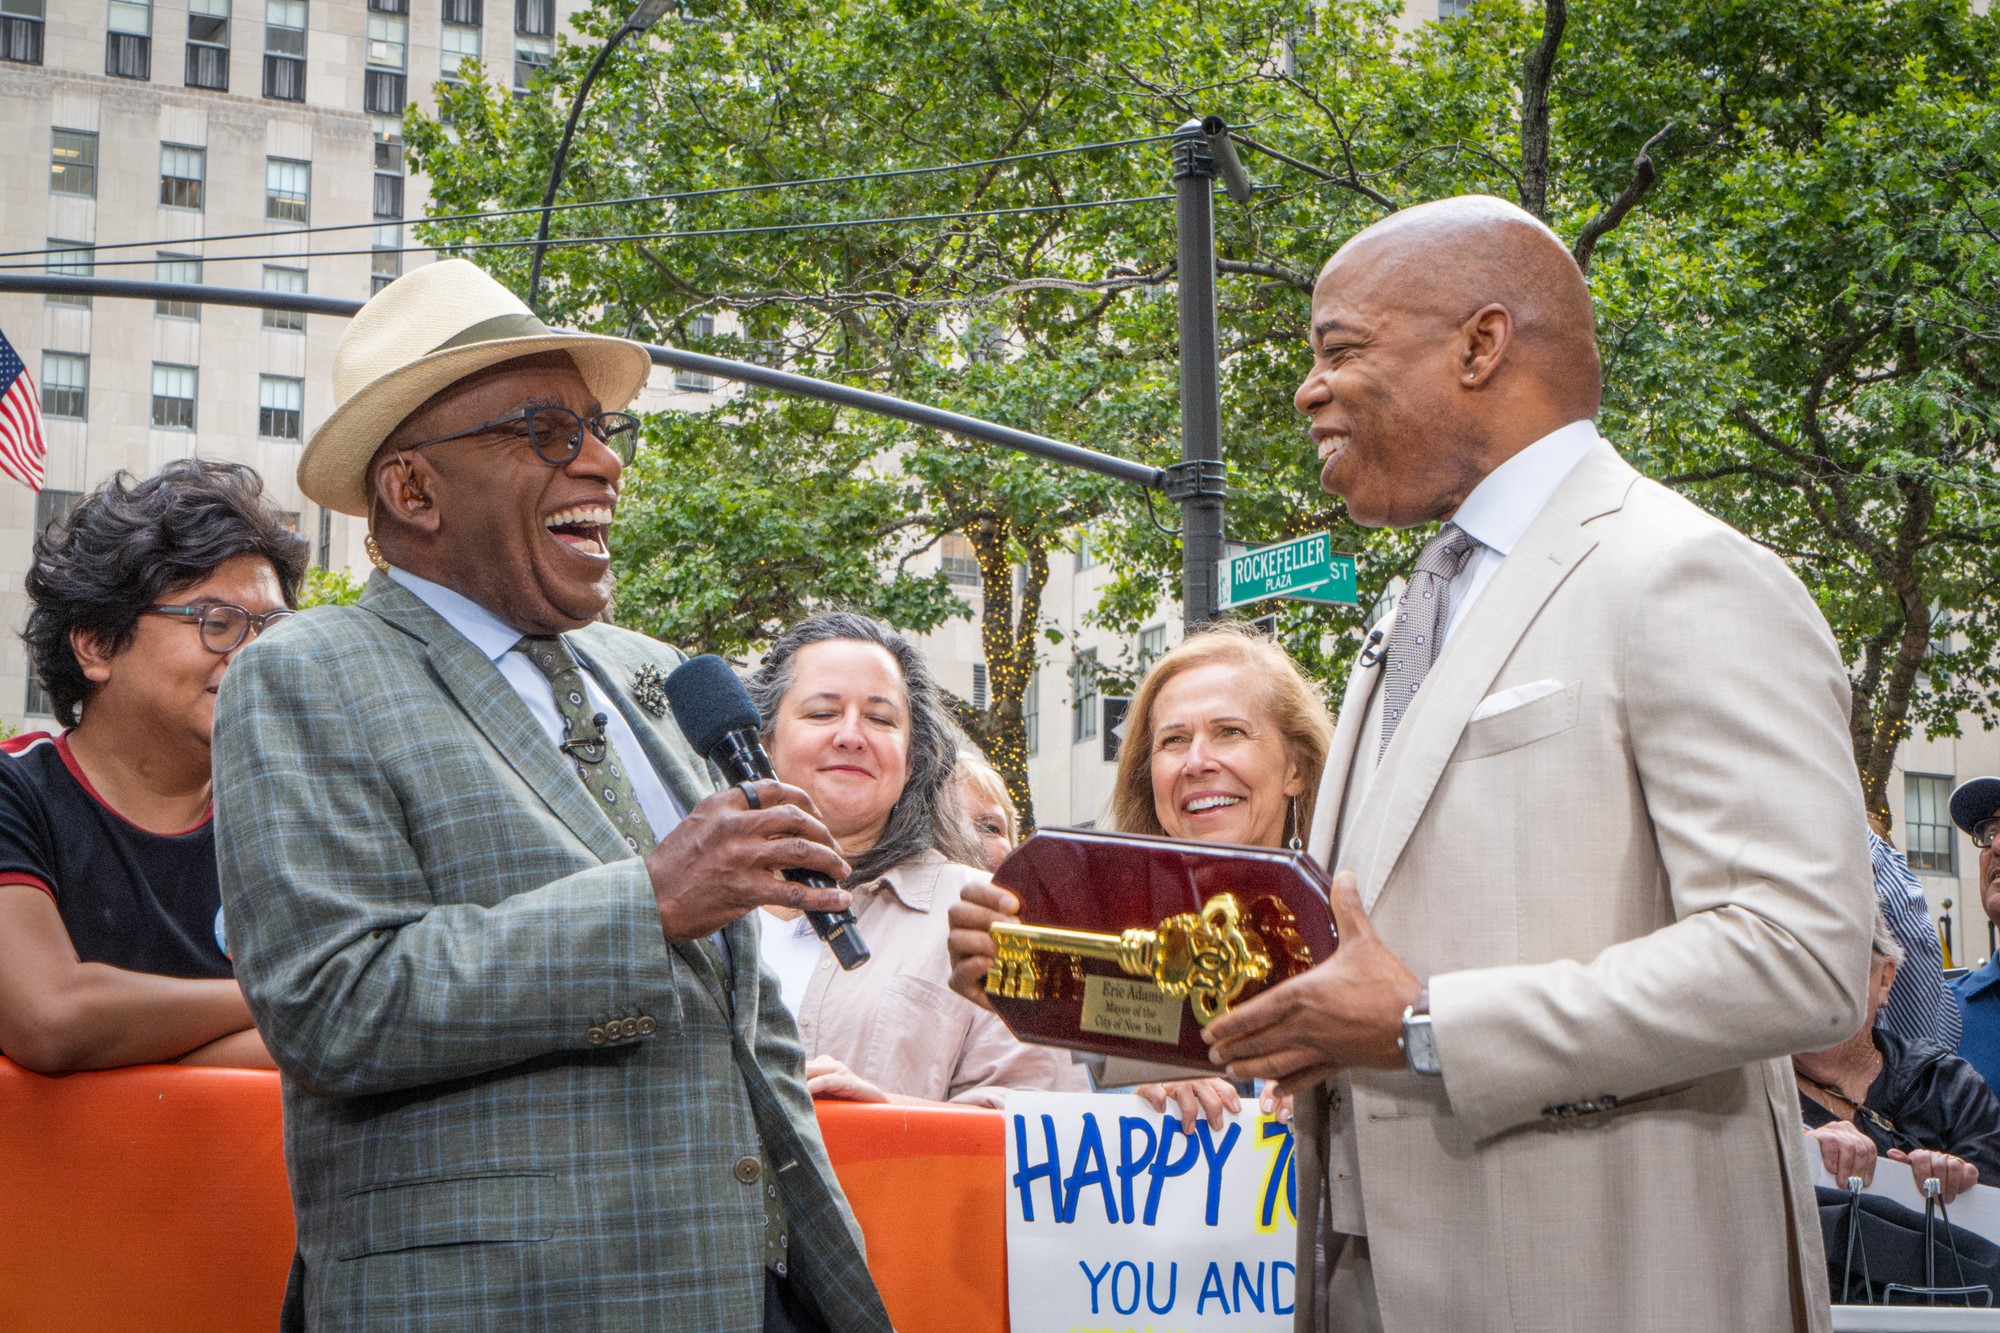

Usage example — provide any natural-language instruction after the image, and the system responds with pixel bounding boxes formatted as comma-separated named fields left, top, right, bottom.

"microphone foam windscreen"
left=662, top=654, right=763, bottom=759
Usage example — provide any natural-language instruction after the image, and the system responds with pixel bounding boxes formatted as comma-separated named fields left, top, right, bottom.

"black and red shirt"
left=0, top=732, right=231, bottom=979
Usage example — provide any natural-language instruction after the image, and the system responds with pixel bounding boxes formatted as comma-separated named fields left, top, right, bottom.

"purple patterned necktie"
left=1379, top=522, right=1479, bottom=760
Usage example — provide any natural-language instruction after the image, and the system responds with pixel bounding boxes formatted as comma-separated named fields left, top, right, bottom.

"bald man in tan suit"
left=1203, top=197, right=1874, bottom=1333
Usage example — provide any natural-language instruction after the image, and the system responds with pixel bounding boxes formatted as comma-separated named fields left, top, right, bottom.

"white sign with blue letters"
left=1004, top=1092, right=1297, bottom=1332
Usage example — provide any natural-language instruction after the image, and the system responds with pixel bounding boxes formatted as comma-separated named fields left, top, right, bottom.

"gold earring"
left=365, top=490, right=391, bottom=573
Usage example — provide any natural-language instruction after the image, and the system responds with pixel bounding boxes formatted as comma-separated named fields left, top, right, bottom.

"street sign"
left=1220, top=532, right=1356, bottom=610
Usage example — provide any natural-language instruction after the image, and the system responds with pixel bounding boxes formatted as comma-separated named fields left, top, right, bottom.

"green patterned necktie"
left=514, top=635, right=657, bottom=855
left=513, top=633, right=792, bottom=1275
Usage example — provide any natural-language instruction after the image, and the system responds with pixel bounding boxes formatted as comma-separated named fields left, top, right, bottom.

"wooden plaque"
left=986, top=827, right=1338, bottom=1073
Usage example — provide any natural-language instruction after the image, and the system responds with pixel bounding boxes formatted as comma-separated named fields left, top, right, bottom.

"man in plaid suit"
left=212, top=260, right=892, bottom=1332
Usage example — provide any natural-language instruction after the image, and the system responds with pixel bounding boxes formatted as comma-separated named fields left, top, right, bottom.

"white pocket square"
left=1470, top=679, right=1568, bottom=722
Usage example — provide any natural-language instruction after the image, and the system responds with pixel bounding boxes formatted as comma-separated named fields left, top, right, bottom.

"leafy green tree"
left=1559, top=1, right=2000, bottom=820
left=297, top=565, right=365, bottom=609
left=407, top=0, right=2000, bottom=827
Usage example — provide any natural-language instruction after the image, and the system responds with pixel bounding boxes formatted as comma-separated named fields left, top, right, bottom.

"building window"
left=258, top=374, right=304, bottom=440
left=154, top=253, right=202, bottom=319
left=372, top=171, right=405, bottom=220
left=513, top=31, right=551, bottom=90
left=362, top=11, right=406, bottom=112
left=440, top=20, right=480, bottom=79
left=50, top=129, right=97, bottom=198
left=443, top=0, right=480, bottom=20
left=366, top=0, right=406, bottom=11
left=1, top=0, right=44, bottom=65
left=261, top=264, right=306, bottom=331
left=1023, top=672, right=1039, bottom=756
left=151, top=363, right=197, bottom=430
left=159, top=143, right=206, bottom=210
left=971, top=662, right=988, bottom=711
left=672, top=314, right=715, bottom=391
left=371, top=223, right=402, bottom=294
left=263, top=0, right=304, bottom=99
left=1437, top=0, right=1473, bottom=15
left=515, top=0, right=552, bottom=35
left=364, top=70, right=406, bottom=114
left=1906, top=773, right=1958, bottom=875
left=44, top=239, right=93, bottom=308
left=34, top=488, right=81, bottom=534
left=265, top=157, right=309, bottom=223
left=1073, top=648, right=1099, bottom=743
left=1075, top=525, right=1096, bottom=571
left=1139, top=624, right=1165, bottom=667
left=366, top=10, right=406, bottom=64
left=316, top=506, right=331, bottom=565
left=939, top=532, right=981, bottom=587
left=106, top=0, right=152, bottom=77
left=185, top=0, right=229, bottom=89
left=39, top=353, right=87, bottom=420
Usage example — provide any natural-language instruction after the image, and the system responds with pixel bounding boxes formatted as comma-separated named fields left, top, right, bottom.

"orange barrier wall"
left=0, top=1059, right=1008, bottom=1333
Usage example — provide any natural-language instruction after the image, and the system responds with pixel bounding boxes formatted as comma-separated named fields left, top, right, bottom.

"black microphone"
left=662, top=654, right=870, bottom=971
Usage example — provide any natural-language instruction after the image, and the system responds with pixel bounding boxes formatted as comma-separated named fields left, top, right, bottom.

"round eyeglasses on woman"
left=149, top=603, right=296, bottom=655
left=398, top=405, right=642, bottom=467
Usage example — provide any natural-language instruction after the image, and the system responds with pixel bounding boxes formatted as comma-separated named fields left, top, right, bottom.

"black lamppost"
left=525, top=0, right=675, bottom=312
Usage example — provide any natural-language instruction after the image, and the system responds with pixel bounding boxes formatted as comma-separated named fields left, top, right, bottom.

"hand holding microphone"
left=657, top=655, right=871, bottom=970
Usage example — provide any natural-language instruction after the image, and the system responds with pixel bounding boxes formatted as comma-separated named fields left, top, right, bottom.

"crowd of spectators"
left=7, top=457, right=2000, bottom=1277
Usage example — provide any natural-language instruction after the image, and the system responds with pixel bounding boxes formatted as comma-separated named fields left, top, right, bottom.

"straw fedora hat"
left=299, top=258, right=656, bottom=516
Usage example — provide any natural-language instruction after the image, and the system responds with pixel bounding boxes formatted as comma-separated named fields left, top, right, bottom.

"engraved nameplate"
left=1079, top=976, right=1184, bottom=1044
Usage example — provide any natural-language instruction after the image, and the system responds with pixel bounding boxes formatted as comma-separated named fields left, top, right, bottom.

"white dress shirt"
left=1439, top=417, right=1602, bottom=644
left=1336, top=420, right=1601, bottom=855
left=387, top=567, right=683, bottom=841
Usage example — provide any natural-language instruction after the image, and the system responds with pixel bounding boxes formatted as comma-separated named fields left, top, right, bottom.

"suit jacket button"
left=619, top=1017, right=640, bottom=1038
left=734, top=1156, right=762, bottom=1184
left=586, top=1026, right=607, bottom=1046
left=636, top=1016, right=657, bottom=1035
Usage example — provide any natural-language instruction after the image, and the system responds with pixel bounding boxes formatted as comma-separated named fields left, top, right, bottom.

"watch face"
left=1404, top=1015, right=1442, bottom=1075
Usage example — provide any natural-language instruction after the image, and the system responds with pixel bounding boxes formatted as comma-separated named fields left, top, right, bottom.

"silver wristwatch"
left=1399, top=985, right=1441, bottom=1077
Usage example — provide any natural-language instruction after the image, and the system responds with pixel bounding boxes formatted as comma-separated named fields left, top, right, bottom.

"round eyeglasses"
left=399, top=405, right=641, bottom=467
left=149, top=603, right=296, bottom=655
left=1974, top=817, right=1999, bottom=851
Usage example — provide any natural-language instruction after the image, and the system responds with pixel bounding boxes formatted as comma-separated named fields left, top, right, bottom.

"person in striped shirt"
left=1867, top=816, right=1962, bottom=1051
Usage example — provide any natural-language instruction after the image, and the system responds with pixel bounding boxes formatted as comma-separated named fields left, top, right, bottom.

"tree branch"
left=1518, top=0, right=1567, bottom=222
left=1571, top=123, right=1673, bottom=274
left=1217, top=257, right=1315, bottom=293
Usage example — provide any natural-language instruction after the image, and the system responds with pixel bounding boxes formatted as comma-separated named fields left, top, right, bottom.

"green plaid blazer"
left=213, top=573, right=893, bottom=1333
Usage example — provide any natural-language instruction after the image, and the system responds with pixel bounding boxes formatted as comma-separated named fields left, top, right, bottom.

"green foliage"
left=297, top=565, right=366, bottom=609
left=408, top=0, right=2000, bottom=821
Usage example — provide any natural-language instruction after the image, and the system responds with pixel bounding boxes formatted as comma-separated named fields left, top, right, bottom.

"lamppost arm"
left=525, top=29, right=632, bottom=313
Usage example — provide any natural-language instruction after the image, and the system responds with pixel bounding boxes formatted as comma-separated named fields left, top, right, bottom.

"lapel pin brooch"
left=632, top=664, right=669, bottom=717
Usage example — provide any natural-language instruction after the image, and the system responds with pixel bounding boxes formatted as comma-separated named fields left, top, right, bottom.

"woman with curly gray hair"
left=749, top=610, right=1086, bottom=1106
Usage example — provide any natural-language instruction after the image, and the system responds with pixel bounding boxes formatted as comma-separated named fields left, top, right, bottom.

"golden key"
left=987, top=892, right=1273, bottom=1023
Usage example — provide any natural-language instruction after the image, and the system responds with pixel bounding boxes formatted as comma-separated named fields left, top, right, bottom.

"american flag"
left=0, top=331, right=46, bottom=493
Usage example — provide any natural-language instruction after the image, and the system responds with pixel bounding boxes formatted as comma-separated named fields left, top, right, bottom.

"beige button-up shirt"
left=780, top=850, right=1089, bottom=1107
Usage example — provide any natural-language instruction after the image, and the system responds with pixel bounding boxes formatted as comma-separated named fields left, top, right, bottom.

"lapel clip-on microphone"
left=661, top=655, right=871, bottom=971
left=1358, top=627, right=1387, bottom=669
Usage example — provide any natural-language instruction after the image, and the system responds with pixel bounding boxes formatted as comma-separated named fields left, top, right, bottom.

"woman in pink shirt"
left=747, top=611, right=1087, bottom=1106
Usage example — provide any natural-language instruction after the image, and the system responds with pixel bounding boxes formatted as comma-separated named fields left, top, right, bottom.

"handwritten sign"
left=1005, top=1092, right=1296, bottom=1332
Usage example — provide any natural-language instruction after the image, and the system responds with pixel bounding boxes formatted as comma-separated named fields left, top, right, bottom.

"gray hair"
left=748, top=610, right=983, bottom=885
left=1871, top=908, right=1906, bottom=969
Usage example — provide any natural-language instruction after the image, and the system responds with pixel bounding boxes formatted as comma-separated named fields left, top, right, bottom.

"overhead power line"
left=0, top=194, right=1174, bottom=271
left=0, top=133, right=1179, bottom=265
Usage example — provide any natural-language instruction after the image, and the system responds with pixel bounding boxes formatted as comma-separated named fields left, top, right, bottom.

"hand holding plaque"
left=979, top=827, right=1338, bottom=1074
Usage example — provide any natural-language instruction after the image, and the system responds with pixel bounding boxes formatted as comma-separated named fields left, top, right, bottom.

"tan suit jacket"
left=1293, top=442, right=1873, bottom=1333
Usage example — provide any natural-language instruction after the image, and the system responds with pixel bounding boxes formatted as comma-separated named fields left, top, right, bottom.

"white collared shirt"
left=1441, top=418, right=1602, bottom=643
left=1336, top=420, right=1601, bottom=847
left=387, top=566, right=683, bottom=842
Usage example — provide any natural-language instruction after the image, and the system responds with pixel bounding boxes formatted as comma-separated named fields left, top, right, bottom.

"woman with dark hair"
left=0, top=459, right=306, bottom=1072
left=749, top=610, right=1086, bottom=1105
